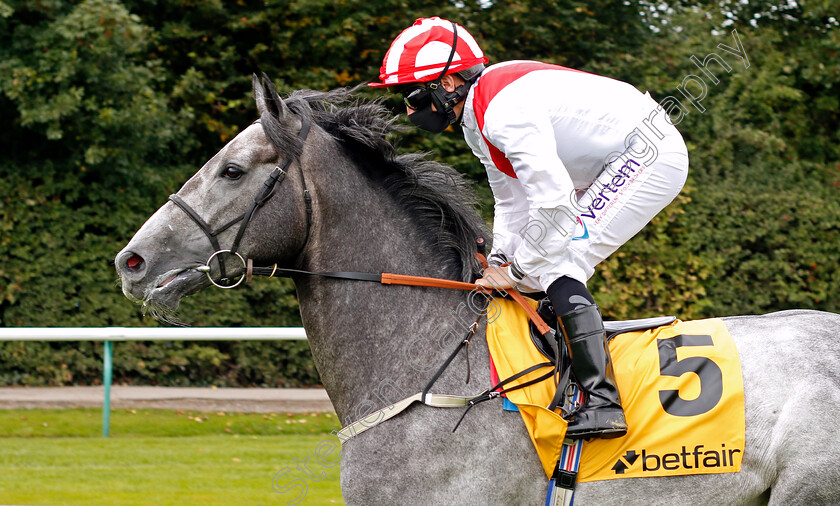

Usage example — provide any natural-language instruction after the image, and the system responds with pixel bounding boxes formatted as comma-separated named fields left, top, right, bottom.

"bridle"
left=169, top=114, right=312, bottom=288
left=165, top=106, right=553, bottom=341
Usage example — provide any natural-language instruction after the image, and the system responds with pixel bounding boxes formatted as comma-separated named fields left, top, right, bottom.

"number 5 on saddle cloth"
left=485, top=297, right=744, bottom=505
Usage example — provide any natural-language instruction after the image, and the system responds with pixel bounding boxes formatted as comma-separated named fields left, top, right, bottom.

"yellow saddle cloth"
left=485, top=298, right=745, bottom=481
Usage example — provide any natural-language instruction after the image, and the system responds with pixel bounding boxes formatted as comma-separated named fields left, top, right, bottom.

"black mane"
left=258, top=85, right=489, bottom=282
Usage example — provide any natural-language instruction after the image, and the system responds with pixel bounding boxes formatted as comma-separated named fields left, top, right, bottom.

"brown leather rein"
left=240, top=254, right=555, bottom=337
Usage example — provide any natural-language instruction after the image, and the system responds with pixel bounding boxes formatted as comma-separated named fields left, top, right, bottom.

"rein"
left=241, top=260, right=555, bottom=336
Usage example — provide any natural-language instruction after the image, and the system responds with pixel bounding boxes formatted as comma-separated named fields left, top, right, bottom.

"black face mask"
left=402, top=21, right=475, bottom=134
left=409, top=105, right=451, bottom=133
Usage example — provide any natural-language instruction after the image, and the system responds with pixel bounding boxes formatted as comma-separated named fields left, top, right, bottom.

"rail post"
left=103, top=340, right=113, bottom=437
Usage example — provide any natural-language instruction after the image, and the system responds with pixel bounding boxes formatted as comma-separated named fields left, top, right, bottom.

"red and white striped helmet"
left=369, top=17, right=488, bottom=88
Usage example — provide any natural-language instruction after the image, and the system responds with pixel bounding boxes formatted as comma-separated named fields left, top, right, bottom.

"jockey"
left=370, top=17, right=689, bottom=439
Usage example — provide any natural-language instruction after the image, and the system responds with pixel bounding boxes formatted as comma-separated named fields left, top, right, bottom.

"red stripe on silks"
left=488, top=351, right=506, bottom=396
left=488, top=350, right=500, bottom=386
left=472, top=62, right=584, bottom=179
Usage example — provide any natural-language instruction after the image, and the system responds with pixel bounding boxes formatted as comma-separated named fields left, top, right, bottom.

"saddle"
left=528, top=297, right=676, bottom=362
left=485, top=297, right=745, bottom=485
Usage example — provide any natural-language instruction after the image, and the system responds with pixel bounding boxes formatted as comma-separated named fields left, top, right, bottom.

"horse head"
left=115, top=75, right=313, bottom=317
left=117, top=73, right=488, bottom=329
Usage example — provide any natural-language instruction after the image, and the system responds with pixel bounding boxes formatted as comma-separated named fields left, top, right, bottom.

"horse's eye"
left=222, top=166, right=243, bottom=180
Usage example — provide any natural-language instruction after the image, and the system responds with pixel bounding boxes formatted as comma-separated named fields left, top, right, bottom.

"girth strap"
left=336, top=309, right=560, bottom=444
left=336, top=312, right=486, bottom=444
left=334, top=391, right=476, bottom=443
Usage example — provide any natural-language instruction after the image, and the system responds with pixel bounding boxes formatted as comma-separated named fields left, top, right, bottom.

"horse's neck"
left=295, top=156, right=480, bottom=424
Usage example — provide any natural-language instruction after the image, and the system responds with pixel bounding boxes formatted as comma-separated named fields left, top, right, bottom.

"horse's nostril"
left=125, top=253, right=145, bottom=272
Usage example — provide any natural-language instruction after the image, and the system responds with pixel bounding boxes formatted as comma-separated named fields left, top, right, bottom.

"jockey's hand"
left=475, top=265, right=518, bottom=290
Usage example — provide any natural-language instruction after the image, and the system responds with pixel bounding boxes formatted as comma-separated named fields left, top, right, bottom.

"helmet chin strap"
left=428, top=81, right=472, bottom=123
left=427, top=22, right=478, bottom=125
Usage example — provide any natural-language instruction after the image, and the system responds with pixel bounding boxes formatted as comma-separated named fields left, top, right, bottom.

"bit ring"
left=204, top=250, right=247, bottom=289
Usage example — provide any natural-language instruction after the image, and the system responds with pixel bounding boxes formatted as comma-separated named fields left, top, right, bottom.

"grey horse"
left=116, top=76, right=840, bottom=505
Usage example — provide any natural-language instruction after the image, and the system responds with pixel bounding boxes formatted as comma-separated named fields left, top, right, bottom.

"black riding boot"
left=559, top=304, right=627, bottom=439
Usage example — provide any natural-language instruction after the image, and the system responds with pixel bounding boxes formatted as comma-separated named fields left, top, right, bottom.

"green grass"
left=0, top=409, right=344, bottom=505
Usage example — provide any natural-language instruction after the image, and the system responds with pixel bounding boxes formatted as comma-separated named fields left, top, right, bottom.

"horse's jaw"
left=115, top=200, right=220, bottom=321
left=115, top=216, right=285, bottom=323
left=121, top=267, right=207, bottom=320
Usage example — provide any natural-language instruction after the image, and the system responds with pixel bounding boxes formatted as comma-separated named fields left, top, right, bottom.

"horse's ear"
left=253, top=72, right=293, bottom=123
left=252, top=73, right=268, bottom=118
